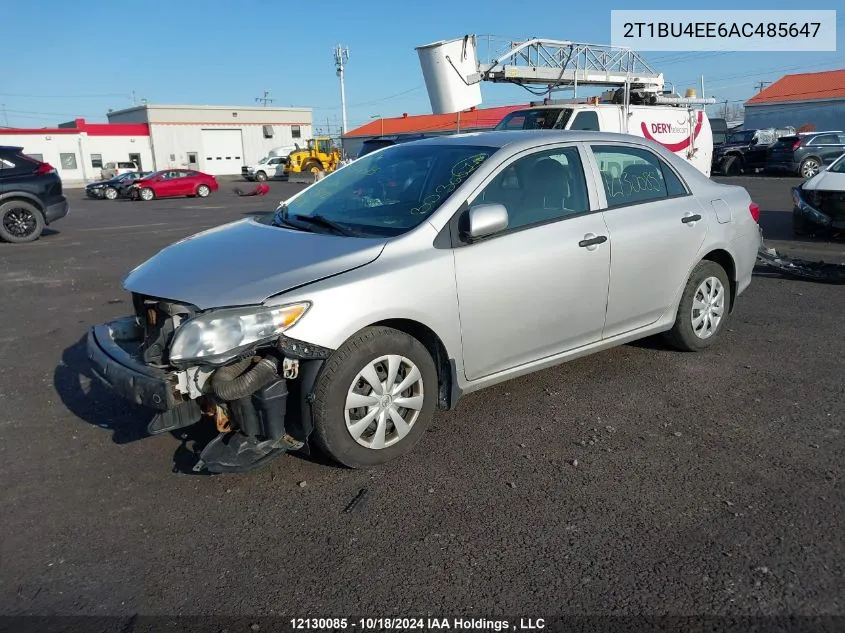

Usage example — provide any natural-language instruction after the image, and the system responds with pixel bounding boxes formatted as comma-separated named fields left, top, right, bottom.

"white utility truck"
left=416, top=35, right=716, bottom=176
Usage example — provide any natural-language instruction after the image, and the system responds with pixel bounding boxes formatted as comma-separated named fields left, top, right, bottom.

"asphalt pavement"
left=0, top=176, right=842, bottom=622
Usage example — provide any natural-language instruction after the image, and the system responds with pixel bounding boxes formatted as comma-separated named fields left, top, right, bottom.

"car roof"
left=406, top=129, right=674, bottom=151
left=0, top=145, right=24, bottom=152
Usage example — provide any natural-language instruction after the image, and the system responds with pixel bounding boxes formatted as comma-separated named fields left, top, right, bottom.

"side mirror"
left=467, top=203, right=508, bottom=239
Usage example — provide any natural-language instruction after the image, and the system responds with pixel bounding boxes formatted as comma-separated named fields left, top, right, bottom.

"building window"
left=25, top=153, right=43, bottom=162
left=292, top=125, right=301, bottom=139
left=59, top=153, right=78, bottom=170
left=91, top=153, right=103, bottom=169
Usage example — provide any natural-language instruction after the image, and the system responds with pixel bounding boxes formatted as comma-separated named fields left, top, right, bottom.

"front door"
left=452, top=144, right=611, bottom=381
left=586, top=143, right=708, bottom=339
left=187, top=152, right=199, bottom=171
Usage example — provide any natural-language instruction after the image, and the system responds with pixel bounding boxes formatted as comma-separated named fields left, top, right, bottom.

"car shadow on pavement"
left=55, top=334, right=224, bottom=473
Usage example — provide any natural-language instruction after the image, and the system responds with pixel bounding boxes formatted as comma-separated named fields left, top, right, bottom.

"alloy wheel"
left=344, top=354, right=424, bottom=450
left=3, top=207, right=38, bottom=239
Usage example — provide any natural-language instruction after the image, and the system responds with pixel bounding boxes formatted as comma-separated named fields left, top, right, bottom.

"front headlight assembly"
left=169, top=301, right=310, bottom=364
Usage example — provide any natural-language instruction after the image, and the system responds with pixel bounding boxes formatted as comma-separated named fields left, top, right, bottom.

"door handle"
left=681, top=213, right=702, bottom=224
left=578, top=234, right=608, bottom=248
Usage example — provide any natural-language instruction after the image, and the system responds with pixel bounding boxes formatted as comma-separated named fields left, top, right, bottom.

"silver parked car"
left=86, top=130, right=762, bottom=473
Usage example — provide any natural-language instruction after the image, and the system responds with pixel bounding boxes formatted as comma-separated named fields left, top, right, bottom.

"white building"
left=106, top=104, right=312, bottom=176
left=0, top=103, right=313, bottom=184
left=0, top=118, right=152, bottom=184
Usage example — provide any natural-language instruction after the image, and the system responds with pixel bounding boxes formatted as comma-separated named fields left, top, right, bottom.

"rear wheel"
left=312, top=326, right=438, bottom=468
left=196, top=184, right=211, bottom=198
left=0, top=200, right=44, bottom=243
left=800, top=158, right=821, bottom=179
left=664, top=260, right=731, bottom=352
left=139, top=187, right=154, bottom=201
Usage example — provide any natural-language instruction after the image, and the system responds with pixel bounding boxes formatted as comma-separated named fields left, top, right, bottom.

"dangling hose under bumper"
left=211, top=355, right=280, bottom=401
left=196, top=354, right=304, bottom=474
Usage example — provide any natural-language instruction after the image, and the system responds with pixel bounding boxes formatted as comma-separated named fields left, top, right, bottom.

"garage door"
left=200, top=129, right=244, bottom=175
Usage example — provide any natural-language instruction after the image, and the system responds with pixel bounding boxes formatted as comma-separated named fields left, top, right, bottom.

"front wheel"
left=664, top=260, right=731, bottom=352
left=196, top=184, right=211, bottom=198
left=311, top=326, right=438, bottom=468
left=103, top=186, right=118, bottom=200
left=255, top=171, right=267, bottom=182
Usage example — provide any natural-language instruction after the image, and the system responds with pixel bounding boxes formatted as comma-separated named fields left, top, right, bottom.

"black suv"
left=766, top=131, right=845, bottom=178
left=0, top=146, right=68, bottom=243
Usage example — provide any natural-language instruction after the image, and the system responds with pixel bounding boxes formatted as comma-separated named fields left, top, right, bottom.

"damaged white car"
left=792, top=152, right=845, bottom=238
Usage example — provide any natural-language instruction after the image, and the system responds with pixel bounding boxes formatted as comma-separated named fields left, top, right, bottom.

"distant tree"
left=797, top=123, right=816, bottom=133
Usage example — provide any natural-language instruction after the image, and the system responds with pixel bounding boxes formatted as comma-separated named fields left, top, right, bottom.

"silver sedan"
left=88, top=130, right=763, bottom=472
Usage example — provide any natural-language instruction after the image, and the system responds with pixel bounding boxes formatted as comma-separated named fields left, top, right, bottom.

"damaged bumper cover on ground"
left=86, top=312, right=333, bottom=474
left=757, top=246, right=845, bottom=284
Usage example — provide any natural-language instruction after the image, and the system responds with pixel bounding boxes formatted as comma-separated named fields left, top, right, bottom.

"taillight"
left=792, top=139, right=801, bottom=151
left=749, top=201, right=761, bottom=223
left=35, top=163, right=56, bottom=175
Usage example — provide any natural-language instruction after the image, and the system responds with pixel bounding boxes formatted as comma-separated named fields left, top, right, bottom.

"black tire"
left=301, top=160, right=322, bottom=174
left=103, top=186, right=118, bottom=200
left=0, top=200, right=45, bottom=243
left=255, top=171, right=267, bottom=182
left=800, top=158, right=821, bottom=179
left=664, top=260, right=732, bottom=352
left=312, top=326, right=438, bottom=468
left=720, top=155, right=741, bottom=176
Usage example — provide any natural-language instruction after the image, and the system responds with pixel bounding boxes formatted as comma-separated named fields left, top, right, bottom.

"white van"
left=495, top=103, right=714, bottom=177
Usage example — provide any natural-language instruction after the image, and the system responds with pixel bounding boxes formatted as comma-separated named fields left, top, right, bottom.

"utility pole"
left=334, top=44, right=350, bottom=134
left=131, top=90, right=136, bottom=106
left=255, top=90, right=274, bottom=106
left=1, top=104, right=7, bottom=127
left=723, top=100, right=729, bottom=119
left=700, top=75, right=705, bottom=99
left=756, top=81, right=771, bottom=93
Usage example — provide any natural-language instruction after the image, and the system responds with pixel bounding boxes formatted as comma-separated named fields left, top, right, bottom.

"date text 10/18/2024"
left=290, top=618, right=546, bottom=630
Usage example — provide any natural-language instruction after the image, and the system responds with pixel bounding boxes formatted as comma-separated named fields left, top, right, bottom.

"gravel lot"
left=0, top=175, right=842, bottom=620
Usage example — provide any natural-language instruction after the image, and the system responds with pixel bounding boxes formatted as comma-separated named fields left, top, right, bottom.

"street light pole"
left=334, top=45, right=350, bottom=135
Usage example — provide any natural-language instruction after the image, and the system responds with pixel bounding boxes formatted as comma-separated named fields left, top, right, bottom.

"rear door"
left=807, top=133, right=844, bottom=166
left=585, top=142, right=708, bottom=339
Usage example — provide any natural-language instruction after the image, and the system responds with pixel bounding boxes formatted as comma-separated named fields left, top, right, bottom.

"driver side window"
left=474, top=147, right=590, bottom=231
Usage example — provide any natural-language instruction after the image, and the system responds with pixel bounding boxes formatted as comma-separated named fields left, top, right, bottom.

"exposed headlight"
left=169, top=302, right=310, bottom=363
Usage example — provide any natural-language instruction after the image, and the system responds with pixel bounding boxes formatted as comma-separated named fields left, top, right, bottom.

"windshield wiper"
left=271, top=204, right=308, bottom=231
left=290, top=214, right=358, bottom=237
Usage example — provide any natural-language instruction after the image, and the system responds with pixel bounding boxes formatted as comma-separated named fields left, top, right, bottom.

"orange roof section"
left=745, top=69, right=845, bottom=105
left=343, top=104, right=530, bottom=138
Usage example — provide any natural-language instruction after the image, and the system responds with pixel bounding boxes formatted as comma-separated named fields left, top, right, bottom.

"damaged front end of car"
left=87, top=292, right=333, bottom=474
left=792, top=184, right=845, bottom=237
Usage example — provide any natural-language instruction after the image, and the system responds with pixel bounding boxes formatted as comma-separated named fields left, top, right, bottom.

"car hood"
left=123, top=217, right=388, bottom=309
left=802, top=170, right=845, bottom=192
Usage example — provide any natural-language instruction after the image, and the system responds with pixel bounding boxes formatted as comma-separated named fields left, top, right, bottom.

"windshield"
left=727, top=131, right=756, bottom=144
left=495, top=108, right=572, bottom=130
left=829, top=153, right=845, bottom=173
left=265, top=143, right=497, bottom=237
left=257, top=157, right=269, bottom=164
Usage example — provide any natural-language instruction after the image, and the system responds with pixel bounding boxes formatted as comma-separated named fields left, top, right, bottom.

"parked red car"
left=129, top=169, right=218, bottom=201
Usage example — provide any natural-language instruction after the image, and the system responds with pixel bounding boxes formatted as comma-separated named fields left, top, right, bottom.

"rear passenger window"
left=591, top=145, right=687, bottom=207
left=570, top=111, right=600, bottom=131
left=810, top=134, right=838, bottom=145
